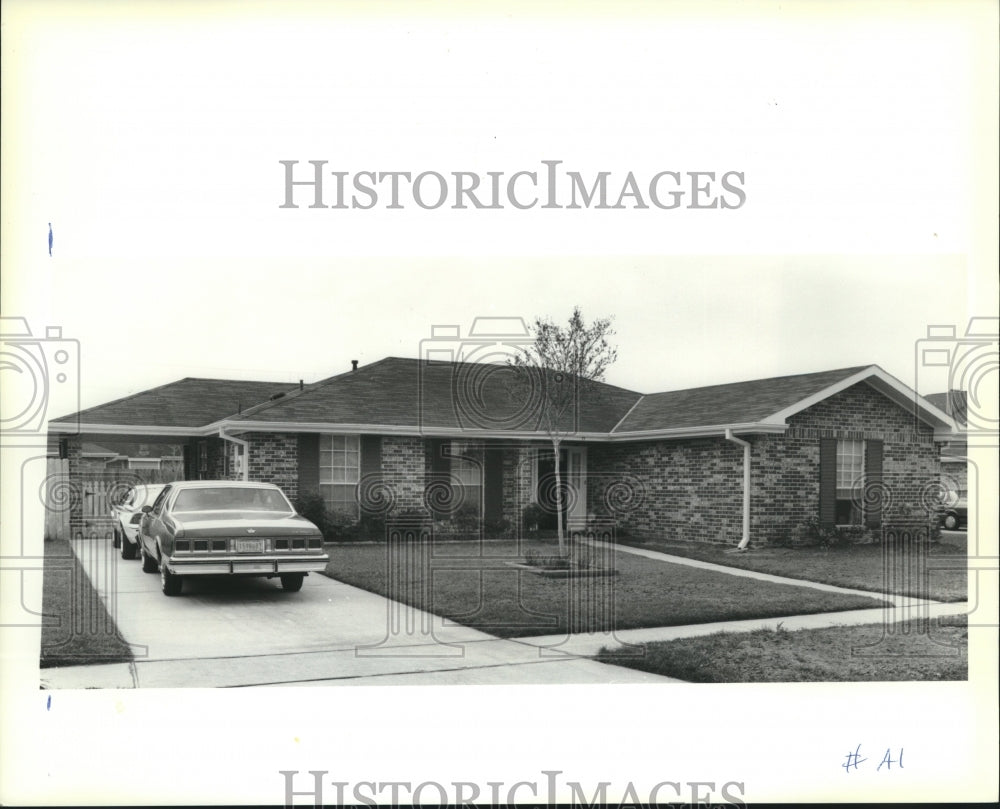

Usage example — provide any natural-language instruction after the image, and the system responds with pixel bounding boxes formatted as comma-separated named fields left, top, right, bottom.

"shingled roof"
left=232, top=357, right=642, bottom=433
left=614, top=366, right=872, bottom=432
left=51, top=378, right=299, bottom=429
left=924, top=390, right=968, bottom=428
left=49, top=359, right=955, bottom=439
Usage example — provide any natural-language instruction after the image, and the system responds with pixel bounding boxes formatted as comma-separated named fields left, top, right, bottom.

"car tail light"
left=308, top=538, right=322, bottom=549
left=212, top=540, right=227, bottom=552
left=291, top=538, right=305, bottom=550
left=275, top=539, right=289, bottom=550
left=175, top=540, right=190, bottom=551
left=194, top=540, right=209, bottom=552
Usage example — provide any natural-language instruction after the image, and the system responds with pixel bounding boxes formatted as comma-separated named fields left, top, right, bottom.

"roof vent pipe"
left=299, top=379, right=304, bottom=390
left=351, top=360, right=358, bottom=371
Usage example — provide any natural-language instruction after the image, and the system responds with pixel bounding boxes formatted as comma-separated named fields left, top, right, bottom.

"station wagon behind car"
left=111, top=483, right=166, bottom=560
left=138, top=481, right=328, bottom=596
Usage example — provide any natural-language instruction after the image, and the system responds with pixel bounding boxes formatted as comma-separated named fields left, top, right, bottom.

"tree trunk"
left=553, top=438, right=565, bottom=555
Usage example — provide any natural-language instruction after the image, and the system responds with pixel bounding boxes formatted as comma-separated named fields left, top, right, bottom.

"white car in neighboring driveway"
left=111, top=483, right=166, bottom=559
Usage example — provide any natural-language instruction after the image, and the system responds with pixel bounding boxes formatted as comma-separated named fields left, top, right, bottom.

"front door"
left=535, top=447, right=588, bottom=530
left=564, top=447, right=587, bottom=528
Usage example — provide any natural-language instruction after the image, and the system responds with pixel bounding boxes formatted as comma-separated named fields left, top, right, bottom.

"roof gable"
left=614, top=366, right=872, bottom=433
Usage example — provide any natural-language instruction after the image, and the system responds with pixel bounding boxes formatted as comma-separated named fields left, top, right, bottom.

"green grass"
left=40, top=538, right=134, bottom=668
left=323, top=539, right=888, bottom=638
left=616, top=537, right=968, bottom=602
left=598, top=616, right=968, bottom=682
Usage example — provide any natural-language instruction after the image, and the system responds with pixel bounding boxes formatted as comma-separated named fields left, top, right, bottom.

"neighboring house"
left=924, top=389, right=968, bottom=496
left=48, top=359, right=956, bottom=544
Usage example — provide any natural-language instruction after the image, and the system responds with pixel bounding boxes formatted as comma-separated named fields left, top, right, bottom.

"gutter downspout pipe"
left=725, top=429, right=751, bottom=550
left=219, top=427, right=250, bottom=482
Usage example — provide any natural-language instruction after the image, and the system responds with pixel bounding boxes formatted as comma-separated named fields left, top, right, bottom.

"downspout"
left=725, top=429, right=751, bottom=550
left=219, top=427, right=249, bottom=482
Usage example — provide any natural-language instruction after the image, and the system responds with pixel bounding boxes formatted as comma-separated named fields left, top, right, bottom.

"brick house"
left=47, top=358, right=956, bottom=544
left=924, top=389, right=968, bottom=497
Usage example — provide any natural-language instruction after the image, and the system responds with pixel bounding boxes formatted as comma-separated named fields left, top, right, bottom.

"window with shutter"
left=835, top=439, right=865, bottom=525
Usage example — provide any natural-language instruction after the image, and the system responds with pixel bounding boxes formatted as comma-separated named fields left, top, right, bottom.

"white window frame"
left=320, top=434, right=361, bottom=519
left=835, top=439, right=865, bottom=526
left=449, top=440, right=483, bottom=516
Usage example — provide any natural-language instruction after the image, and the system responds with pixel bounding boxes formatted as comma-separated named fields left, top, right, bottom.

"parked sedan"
left=137, top=481, right=328, bottom=596
left=939, top=493, right=968, bottom=531
left=111, top=483, right=166, bottom=560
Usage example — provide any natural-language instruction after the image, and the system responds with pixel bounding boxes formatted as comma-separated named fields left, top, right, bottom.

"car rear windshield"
left=172, top=487, right=292, bottom=513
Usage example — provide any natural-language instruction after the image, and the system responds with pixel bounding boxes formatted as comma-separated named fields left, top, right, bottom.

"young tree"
left=510, top=307, right=618, bottom=554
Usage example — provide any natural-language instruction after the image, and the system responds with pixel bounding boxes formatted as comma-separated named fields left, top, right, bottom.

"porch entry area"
left=535, top=446, right=588, bottom=529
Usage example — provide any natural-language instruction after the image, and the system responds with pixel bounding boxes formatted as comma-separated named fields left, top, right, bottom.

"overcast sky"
left=4, top=3, right=990, bottom=417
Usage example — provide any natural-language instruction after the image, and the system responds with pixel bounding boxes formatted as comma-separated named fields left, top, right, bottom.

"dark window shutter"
left=864, top=439, right=883, bottom=528
left=359, top=436, right=382, bottom=514
left=183, top=443, right=193, bottom=481
left=360, top=435, right=382, bottom=479
left=297, top=434, right=319, bottom=498
left=483, top=446, right=504, bottom=524
left=427, top=438, right=449, bottom=476
left=819, top=438, right=837, bottom=527
left=426, top=439, right=450, bottom=519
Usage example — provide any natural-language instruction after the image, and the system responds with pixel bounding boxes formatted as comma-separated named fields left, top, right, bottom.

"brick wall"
left=245, top=433, right=299, bottom=500
left=501, top=442, right=541, bottom=530
left=382, top=435, right=427, bottom=512
left=750, top=381, right=939, bottom=542
left=587, top=438, right=744, bottom=543
left=586, top=381, right=940, bottom=545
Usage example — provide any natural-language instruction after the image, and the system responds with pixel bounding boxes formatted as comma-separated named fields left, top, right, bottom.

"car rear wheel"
left=943, top=513, right=958, bottom=530
left=140, top=544, right=158, bottom=573
left=160, top=561, right=183, bottom=596
left=121, top=535, right=137, bottom=560
left=280, top=573, right=304, bottom=592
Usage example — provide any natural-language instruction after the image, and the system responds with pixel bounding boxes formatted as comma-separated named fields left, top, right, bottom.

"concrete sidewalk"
left=586, top=538, right=938, bottom=608
left=516, top=601, right=971, bottom=657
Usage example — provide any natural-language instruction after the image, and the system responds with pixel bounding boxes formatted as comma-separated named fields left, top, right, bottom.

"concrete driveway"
left=40, top=539, right=674, bottom=688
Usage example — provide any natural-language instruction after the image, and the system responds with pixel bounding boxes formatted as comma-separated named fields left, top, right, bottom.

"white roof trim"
left=51, top=416, right=791, bottom=442
left=223, top=419, right=788, bottom=442
left=48, top=422, right=209, bottom=436
left=764, top=365, right=958, bottom=433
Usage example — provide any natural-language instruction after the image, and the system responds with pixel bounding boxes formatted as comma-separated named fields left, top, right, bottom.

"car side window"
left=151, top=485, right=171, bottom=516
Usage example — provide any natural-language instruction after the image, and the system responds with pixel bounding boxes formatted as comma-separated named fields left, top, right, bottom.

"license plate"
left=234, top=539, right=264, bottom=553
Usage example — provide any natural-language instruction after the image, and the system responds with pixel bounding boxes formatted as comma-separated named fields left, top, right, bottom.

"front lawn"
left=616, top=537, right=968, bottom=602
left=598, top=616, right=968, bottom=682
left=323, top=539, right=887, bottom=638
left=40, top=538, right=133, bottom=668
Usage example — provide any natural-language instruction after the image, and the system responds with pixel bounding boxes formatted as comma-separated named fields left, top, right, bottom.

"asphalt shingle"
left=51, top=378, right=299, bottom=428
left=613, top=366, right=871, bottom=432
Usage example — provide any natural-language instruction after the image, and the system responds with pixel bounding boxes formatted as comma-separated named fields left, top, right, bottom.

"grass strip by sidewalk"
left=40, top=538, right=133, bottom=669
left=324, top=540, right=888, bottom=639
left=597, top=616, right=968, bottom=682
left=616, top=537, right=968, bottom=602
